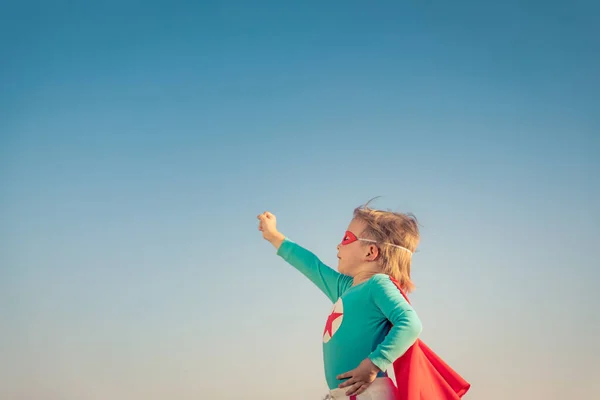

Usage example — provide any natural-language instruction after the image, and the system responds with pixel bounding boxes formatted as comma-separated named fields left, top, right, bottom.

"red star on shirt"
left=323, top=310, right=343, bottom=338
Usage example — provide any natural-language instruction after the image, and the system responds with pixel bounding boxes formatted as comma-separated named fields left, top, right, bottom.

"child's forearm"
left=276, top=238, right=352, bottom=302
left=368, top=311, right=422, bottom=371
left=267, top=231, right=286, bottom=250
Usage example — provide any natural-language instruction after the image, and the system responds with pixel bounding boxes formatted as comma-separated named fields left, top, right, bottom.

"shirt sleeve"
left=276, top=238, right=353, bottom=302
left=367, top=274, right=423, bottom=372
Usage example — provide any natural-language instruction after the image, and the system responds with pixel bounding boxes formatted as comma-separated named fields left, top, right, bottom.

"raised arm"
left=277, top=238, right=352, bottom=302
left=258, top=211, right=351, bottom=302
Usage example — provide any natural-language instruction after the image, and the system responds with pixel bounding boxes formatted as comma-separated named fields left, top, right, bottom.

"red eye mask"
left=341, top=231, right=360, bottom=245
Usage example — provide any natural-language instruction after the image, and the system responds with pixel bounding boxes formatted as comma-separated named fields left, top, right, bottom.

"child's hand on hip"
left=257, top=211, right=285, bottom=248
left=336, top=358, right=380, bottom=397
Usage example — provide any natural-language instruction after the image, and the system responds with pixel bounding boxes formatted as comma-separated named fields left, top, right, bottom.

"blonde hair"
left=353, top=199, right=420, bottom=293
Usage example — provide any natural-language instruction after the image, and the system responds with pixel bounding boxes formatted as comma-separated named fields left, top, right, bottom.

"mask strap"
left=357, top=238, right=413, bottom=255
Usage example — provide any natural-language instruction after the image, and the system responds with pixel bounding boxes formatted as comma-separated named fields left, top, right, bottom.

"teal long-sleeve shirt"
left=277, top=238, right=422, bottom=390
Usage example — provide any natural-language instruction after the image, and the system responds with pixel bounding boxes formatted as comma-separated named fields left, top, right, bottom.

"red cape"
left=389, top=277, right=471, bottom=399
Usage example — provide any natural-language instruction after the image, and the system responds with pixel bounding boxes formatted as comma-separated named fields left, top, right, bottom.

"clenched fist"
left=257, top=211, right=285, bottom=249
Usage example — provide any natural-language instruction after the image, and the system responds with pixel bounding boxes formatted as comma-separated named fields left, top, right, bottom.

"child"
left=257, top=203, right=423, bottom=400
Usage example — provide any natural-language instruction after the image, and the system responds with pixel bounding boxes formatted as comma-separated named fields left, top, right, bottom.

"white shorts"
left=326, top=377, right=398, bottom=400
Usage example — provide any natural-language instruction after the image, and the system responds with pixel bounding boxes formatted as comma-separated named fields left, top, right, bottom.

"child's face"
left=336, top=218, right=378, bottom=276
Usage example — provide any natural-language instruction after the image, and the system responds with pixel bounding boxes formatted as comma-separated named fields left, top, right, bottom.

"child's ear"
left=365, top=245, right=379, bottom=261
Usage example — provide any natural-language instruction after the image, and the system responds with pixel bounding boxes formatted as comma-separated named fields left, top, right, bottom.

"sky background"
left=1, top=1, right=599, bottom=399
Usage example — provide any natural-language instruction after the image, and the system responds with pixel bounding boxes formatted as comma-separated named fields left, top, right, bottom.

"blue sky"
left=1, top=1, right=599, bottom=399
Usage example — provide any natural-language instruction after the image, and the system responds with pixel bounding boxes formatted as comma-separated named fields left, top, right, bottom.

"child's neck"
left=352, top=267, right=384, bottom=286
